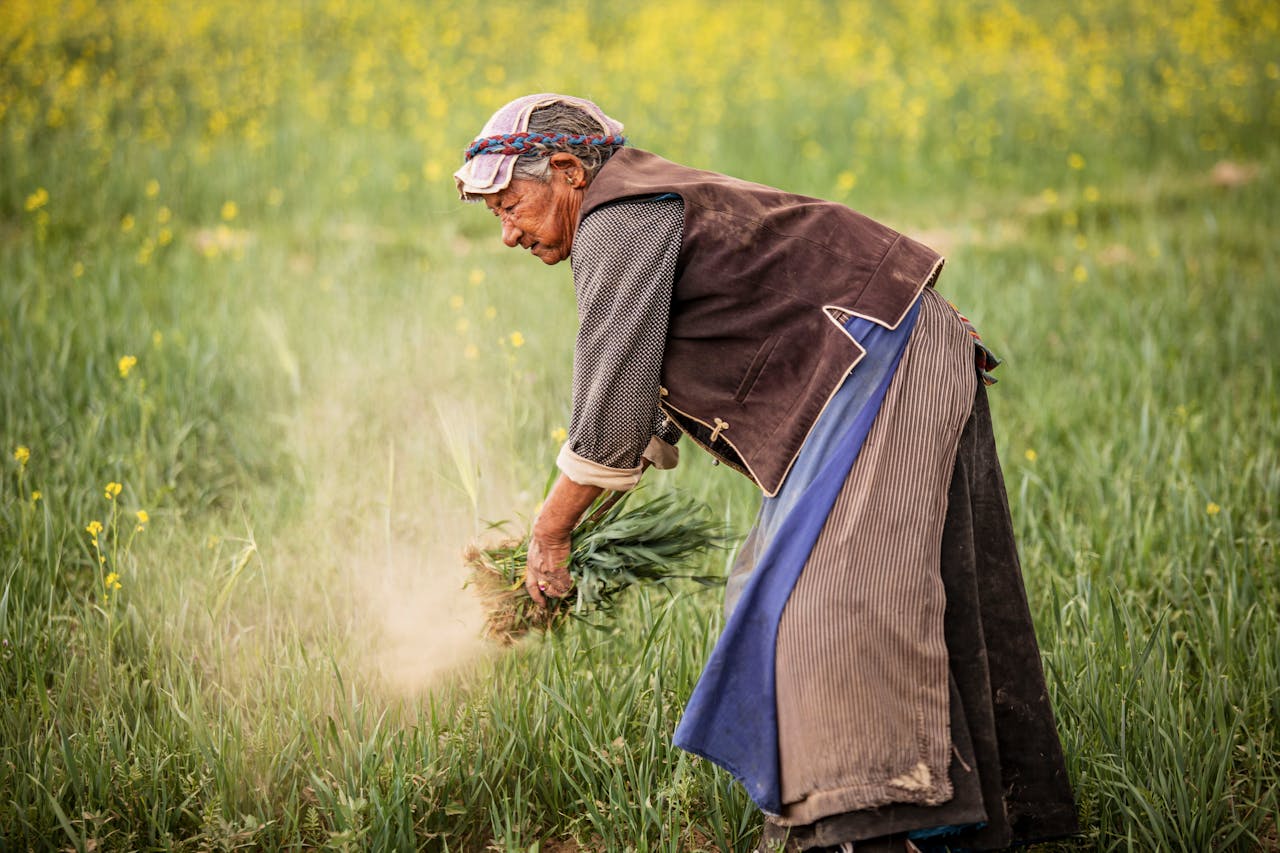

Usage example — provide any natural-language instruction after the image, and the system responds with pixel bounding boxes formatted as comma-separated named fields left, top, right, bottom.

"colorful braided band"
left=464, top=131, right=627, bottom=161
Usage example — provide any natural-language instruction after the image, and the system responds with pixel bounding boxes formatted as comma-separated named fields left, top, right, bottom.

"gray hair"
left=511, top=101, right=623, bottom=184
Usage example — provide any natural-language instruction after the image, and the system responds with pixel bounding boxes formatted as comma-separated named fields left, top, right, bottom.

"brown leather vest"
left=578, top=148, right=942, bottom=496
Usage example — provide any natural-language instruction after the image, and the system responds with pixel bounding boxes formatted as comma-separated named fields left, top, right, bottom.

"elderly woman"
left=454, top=93, right=1077, bottom=852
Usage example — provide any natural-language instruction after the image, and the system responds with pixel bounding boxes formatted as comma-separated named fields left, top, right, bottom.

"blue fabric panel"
left=672, top=298, right=923, bottom=814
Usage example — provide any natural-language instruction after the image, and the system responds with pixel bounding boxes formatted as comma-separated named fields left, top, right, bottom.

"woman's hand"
left=526, top=525, right=573, bottom=607
left=526, top=474, right=606, bottom=607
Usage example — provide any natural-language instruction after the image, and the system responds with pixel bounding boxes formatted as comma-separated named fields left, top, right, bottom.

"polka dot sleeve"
left=558, top=196, right=684, bottom=487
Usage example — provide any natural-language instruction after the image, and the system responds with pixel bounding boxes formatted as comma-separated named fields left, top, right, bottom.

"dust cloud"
left=255, top=310, right=522, bottom=697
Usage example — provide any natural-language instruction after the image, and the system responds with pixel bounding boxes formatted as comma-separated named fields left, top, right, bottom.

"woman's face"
left=483, top=155, right=586, bottom=265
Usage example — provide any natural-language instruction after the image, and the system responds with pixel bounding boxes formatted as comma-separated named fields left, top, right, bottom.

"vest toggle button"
left=659, top=386, right=669, bottom=397
left=710, top=418, right=730, bottom=443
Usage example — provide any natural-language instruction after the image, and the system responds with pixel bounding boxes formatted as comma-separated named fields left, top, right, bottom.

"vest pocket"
left=733, top=336, right=779, bottom=403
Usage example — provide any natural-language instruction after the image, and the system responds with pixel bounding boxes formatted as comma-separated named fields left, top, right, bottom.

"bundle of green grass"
left=465, top=492, right=728, bottom=644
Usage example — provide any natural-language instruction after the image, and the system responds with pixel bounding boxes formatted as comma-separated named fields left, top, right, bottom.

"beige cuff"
left=556, top=443, right=644, bottom=491
left=642, top=436, right=680, bottom=470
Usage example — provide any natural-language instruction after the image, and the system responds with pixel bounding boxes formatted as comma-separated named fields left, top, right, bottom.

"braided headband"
left=464, top=131, right=627, bottom=161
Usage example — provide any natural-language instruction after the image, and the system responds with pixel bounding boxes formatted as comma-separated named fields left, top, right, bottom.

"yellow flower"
left=158, top=227, right=173, bottom=246
left=468, top=268, right=486, bottom=286
left=121, top=214, right=135, bottom=233
left=118, top=355, right=137, bottom=377
left=157, top=206, right=172, bottom=224
left=104, top=572, right=121, bottom=589
left=1206, top=502, right=1221, bottom=516
left=1067, top=153, right=1086, bottom=170
left=449, top=294, right=464, bottom=310
left=551, top=427, right=568, bottom=443
left=86, top=520, right=104, bottom=537
left=463, top=344, right=479, bottom=360
left=135, top=509, right=149, bottom=525
left=72, top=261, right=85, bottom=278
left=1039, top=188, right=1059, bottom=206
left=484, top=305, right=497, bottom=321
left=835, top=171, right=857, bottom=192
left=32, top=491, right=42, bottom=502
left=1024, top=449, right=1037, bottom=462
left=455, top=318, right=470, bottom=333
left=1083, top=186, right=1100, bottom=203
left=1072, top=265, right=1089, bottom=283
left=145, top=179, right=160, bottom=198
left=104, top=482, right=122, bottom=500
left=221, top=200, right=238, bottom=221
left=13, top=446, right=30, bottom=466
left=509, top=331, right=525, bottom=348
left=25, top=187, right=49, bottom=212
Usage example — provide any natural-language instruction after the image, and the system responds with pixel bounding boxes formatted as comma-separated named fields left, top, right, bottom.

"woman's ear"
left=548, top=152, right=587, bottom=188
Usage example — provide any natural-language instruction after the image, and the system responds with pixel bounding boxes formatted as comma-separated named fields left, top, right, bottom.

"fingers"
left=542, top=569, right=573, bottom=599
left=525, top=572, right=547, bottom=607
left=524, top=568, right=573, bottom=608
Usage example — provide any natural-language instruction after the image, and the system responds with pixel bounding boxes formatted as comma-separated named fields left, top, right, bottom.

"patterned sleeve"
left=555, top=196, right=684, bottom=490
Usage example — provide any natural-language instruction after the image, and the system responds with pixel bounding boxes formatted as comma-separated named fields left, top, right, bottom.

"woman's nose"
left=501, top=221, right=522, bottom=247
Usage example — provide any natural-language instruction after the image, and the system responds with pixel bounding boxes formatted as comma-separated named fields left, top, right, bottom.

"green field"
left=2, top=1, right=1278, bottom=849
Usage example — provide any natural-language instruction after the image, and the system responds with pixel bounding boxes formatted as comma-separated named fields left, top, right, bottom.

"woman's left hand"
left=525, top=473, right=606, bottom=607
left=527, top=525, right=574, bottom=607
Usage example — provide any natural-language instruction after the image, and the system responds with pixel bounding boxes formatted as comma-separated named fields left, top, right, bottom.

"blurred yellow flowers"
left=13, top=446, right=30, bottom=466
left=103, top=570, right=122, bottom=604
left=104, top=482, right=123, bottom=500
left=221, top=200, right=238, bottom=221
left=24, top=188, right=49, bottom=212
left=509, top=331, right=525, bottom=348
left=1206, top=502, right=1221, bottom=516
left=118, top=355, right=137, bottom=377
left=86, top=520, right=104, bottom=538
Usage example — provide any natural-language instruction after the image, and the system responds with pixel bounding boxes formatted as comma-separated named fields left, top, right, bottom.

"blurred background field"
left=1, top=0, right=1278, bottom=849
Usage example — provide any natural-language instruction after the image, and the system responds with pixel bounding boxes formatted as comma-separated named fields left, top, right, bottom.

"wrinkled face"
left=483, top=164, right=584, bottom=265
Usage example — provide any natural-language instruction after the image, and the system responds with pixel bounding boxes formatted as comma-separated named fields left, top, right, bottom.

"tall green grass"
left=3, top=1, right=1279, bottom=850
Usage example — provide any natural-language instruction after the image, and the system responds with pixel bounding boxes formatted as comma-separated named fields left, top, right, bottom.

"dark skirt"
left=768, top=384, right=1079, bottom=850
